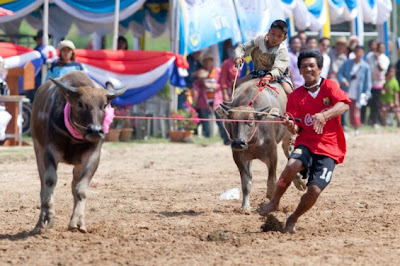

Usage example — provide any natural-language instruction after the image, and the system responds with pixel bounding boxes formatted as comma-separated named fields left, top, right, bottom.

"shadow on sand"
left=0, top=229, right=39, bottom=241
left=158, top=210, right=204, bottom=217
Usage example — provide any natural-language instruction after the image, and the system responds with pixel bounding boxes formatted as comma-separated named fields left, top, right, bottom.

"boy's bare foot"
left=257, top=201, right=278, bottom=216
left=284, top=215, right=296, bottom=234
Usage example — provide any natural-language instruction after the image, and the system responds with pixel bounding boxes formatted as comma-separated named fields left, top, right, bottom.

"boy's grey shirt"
left=233, top=34, right=290, bottom=80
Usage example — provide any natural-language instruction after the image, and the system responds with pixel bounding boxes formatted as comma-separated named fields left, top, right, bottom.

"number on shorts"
left=319, top=168, right=332, bottom=182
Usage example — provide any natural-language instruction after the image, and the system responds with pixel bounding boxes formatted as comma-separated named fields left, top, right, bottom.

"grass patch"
left=0, top=147, right=33, bottom=157
left=103, top=135, right=224, bottom=146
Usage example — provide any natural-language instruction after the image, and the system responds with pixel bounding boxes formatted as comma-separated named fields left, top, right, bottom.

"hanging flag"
left=0, top=6, right=13, bottom=16
left=0, top=43, right=43, bottom=75
left=74, top=50, right=189, bottom=106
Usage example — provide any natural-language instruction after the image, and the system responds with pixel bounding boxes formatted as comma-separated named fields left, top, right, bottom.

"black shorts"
left=289, top=145, right=336, bottom=190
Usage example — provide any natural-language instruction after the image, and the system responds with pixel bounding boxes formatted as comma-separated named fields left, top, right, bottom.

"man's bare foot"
left=284, top=215, right=296, bottom=234
left=257, top=201, right=278, bottom=216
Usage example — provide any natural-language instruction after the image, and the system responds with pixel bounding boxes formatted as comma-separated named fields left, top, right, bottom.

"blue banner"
left=178, top=0, right=241, bottom=55
left=1, top=0, right=37, bottom=11
left=234, top=0, right=285, bottom=43
left=61, top=0, right=138, bottom=13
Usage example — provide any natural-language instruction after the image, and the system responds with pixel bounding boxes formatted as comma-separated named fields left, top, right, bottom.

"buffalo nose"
left=86, top=124, right=104, bottom=135
left=231, top=138, right=248, bottom=150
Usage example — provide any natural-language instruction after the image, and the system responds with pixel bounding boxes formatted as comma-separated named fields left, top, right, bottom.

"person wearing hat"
left=328, top=37, right=349, bottom=81
left=328, top=37, right=349, bottom=129
left=193, top=51, right=221, bottom=138
left=46, top=40, right=84, bottom=80
left=348, top=35, right=359, bottom=60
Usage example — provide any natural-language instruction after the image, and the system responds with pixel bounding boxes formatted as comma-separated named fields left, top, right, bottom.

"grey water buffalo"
left=30, top=70, right=126, bottom=233
left=218, top=79, right=305, bottom=211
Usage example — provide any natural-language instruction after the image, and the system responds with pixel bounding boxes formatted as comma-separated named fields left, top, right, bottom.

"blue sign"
left=178, top=0, right=241, bottom=55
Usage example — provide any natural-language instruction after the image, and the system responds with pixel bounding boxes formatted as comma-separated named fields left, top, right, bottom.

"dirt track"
left=1, top=130, right=400, bottom=265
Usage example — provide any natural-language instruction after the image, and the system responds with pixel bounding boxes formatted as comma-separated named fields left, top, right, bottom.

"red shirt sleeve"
left=286, top=88, right=301, bottom=125
left=326, top=79, right=351, bottom=105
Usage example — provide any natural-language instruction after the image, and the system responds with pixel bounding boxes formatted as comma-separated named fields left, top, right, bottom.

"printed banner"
left=178, top=0, right=241, bottom=55
left=234, top=0, right=285, bottom=43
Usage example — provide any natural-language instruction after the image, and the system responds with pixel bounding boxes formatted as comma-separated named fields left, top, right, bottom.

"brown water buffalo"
left=218, top=79, right=305, bottom=211
left=30, top=71, right=126, bottom=233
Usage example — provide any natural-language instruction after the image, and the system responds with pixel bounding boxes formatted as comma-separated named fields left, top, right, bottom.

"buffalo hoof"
left=68, top=226, right=87, bottom=233
left=34, top=212, right=55, bottom=234
left=257, top=201, right=278, bottom=217
left=32, top=226, right=42, bottom=235
left=69, top=219, right=87, bottom=233
left=235, top=206, right=251, bottom=215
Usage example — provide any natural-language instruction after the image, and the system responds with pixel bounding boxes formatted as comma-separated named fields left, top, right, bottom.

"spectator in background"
left=219, top=54, right=237, bottom=102
left=365, top=42, right=390, bottom=128
left=348, top=36, right=359, bottom=59
left=328, top=37, right=349, bottom=129
left=365, top=39, right=378, bottom=60
left=221, top=39, right=234, bottom=62
left=32, top=30, right=51, bottom=102
left=380, top=65, right=400, bottom=127
left=396, top=48, right=400, bottom=84
left=337, top=46, right=372, bottom=136
left=185, top=51, right=202, bottom=90
left=362, top=39, right=378, bottom=123
left=181, top=51, right=202, bottom=109
left=305, top=37, right=317, bottom=51
left=288, top=36, right=304, bottom=89
left=117, top=36, right=128, bottom=50
left=328, top=36, right=348, bottom=83
left=318, top=37, right=331, bottom=78
left=193, top=53, right=220, bottom=138
left=46, top=40, right=84, bottom=80
left=296, top=31, right=307, bottom=51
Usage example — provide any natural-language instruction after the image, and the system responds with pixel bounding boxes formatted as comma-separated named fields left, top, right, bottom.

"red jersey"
left=287, top=79, right=351, bottom=163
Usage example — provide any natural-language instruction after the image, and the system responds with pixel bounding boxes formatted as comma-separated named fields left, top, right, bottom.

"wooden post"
left=3, top=61, right=34, bottom=146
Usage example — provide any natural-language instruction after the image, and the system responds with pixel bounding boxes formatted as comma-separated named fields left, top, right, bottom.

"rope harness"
left=112, top=71, right=300, bottom=143
left=220, top=74, right=300, bottom=144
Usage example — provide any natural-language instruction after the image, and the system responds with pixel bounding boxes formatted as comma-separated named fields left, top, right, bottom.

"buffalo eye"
left=78, top=101, right=84, bottom=108
left=102, top=103, right=108, bottom=110
left=246, top=119, right=255, bottom=126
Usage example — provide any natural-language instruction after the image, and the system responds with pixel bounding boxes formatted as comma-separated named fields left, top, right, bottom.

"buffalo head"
left=218, top=103, right=271, bottom=150
left=50, top=72, right=127, bottom=142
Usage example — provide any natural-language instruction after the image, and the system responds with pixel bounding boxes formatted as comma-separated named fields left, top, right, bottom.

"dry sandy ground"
left=1, top=130, right=400, bottom=265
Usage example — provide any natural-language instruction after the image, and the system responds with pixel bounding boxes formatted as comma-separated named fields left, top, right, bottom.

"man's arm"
left=313, top=101, right=349, bottom=134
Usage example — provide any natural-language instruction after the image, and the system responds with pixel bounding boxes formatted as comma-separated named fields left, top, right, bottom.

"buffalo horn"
left=106, top=81, right=128, bottom=99
left=255, top=105, right=271, bottom=119
left=255, top=105, right=271, bottom=113
left=219, top=103, right=232, bottom=112
left=50, top=78, right=78, bottom=93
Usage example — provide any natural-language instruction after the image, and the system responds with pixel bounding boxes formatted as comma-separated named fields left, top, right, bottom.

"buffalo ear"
left=255, top=105, right=271, bottom=120
left=105, top=81, right=128, bottom=101
left=50, top=78, right=78, bottom=100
